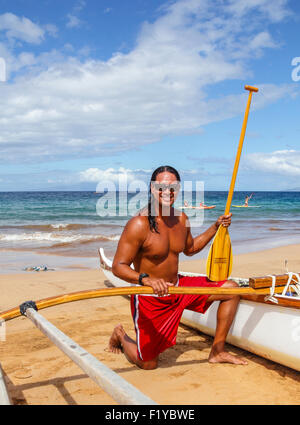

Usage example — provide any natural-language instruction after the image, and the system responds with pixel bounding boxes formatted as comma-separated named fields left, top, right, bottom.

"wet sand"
left=0, top=243, right=300, bottom=405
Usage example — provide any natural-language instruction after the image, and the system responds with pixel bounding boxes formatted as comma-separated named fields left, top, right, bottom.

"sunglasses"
left=152, top=182, right=180, bottom=193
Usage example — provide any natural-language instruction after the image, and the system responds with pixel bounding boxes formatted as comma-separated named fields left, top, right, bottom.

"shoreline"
left=0, top=238, right=300, bottom=276
left=180, top=242, right=300, bottom=278
left=0, top=243, right=299, bottom=405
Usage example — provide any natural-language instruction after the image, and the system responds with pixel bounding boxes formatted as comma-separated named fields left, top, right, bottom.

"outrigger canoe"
left=98, top=248, right=300, bottom=372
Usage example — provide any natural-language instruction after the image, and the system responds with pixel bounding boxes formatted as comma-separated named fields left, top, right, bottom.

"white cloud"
left=79, top=168, right=153, bottom=190
left=0, top=13, right=55, bottom=44
left=66, top=14, right=82, bottom=29
left=0, top=13, right=58, bottom=77
left=245, top=150, right=300, bottom=176
left=0, top=0, right=295, bottom=163
left=66, top=0, right=86, bottom=28
left=79, top=167, right=153, bottom=184
left=44, top=24, right=58, bottom=38
left=227, top=0, right=290, bottom=23
left=74, top=0, right=86, bottom=14
left=248, top=31, right=278, bottom=52
left=78, top=166, right=217, bottom=186
left=79, top=167, right=133, bottom=183
left=63, top=43, right=74, bottom=52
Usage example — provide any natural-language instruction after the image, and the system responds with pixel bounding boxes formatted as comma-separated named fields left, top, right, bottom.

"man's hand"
left=215, top=213, right=232, bottom=229
left=142, top=277, right=174, bottom=296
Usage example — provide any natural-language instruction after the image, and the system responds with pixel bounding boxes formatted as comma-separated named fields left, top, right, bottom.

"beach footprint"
left=13, top=367, right=32, bottom=379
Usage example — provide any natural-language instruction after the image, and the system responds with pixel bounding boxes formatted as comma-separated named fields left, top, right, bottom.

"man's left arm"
left=183, top=213, right=232, bottom=256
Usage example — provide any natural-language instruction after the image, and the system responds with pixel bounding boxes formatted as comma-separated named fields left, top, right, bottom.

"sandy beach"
left=0, top=243, right=300, bottom=405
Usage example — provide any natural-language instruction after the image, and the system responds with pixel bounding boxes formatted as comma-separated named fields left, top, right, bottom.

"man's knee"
left=220, top=280, right=240, bottom=301
left=139, top=358, right=158, bottom=370
left=222, top=279, right=239, bottom=288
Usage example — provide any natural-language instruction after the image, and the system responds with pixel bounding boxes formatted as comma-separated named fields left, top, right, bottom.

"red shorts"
left=130, top=275, right=225, bottom=361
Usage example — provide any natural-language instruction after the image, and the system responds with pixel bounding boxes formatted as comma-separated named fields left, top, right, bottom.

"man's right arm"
left=112, top=216, right=173, bottom=296
left=112, top=216, right=147, bottom=284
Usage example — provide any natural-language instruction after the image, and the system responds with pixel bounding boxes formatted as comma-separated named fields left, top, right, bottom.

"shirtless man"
left=108, top=165, right=247, bottom=369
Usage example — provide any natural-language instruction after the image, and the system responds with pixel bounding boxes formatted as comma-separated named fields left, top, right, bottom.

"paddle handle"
left=224, top=85, right=258, bottom=215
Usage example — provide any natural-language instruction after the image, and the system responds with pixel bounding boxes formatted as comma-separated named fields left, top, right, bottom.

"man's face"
left=151, top=171, right=180, bottom=212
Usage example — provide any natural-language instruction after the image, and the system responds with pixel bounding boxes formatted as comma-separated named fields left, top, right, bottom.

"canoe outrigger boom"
left=20, top=306, right=157, bottom=405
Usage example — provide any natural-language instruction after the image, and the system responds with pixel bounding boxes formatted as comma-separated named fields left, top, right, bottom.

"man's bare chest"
left=142, top=223, right=187, bottom=259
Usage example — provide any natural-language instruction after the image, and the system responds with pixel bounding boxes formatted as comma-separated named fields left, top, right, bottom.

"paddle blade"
left=206, top=226, right=232, bottom=281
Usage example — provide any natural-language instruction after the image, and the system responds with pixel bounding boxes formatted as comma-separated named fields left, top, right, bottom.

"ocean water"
left=0, top=191, right=299, bottom=273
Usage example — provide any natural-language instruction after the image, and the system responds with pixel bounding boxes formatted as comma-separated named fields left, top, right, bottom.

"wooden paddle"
left=206, top=85, right=259, bottom=281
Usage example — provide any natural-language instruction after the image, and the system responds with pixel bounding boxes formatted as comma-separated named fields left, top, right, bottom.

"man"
left=108, top=165, right=247, bottom=369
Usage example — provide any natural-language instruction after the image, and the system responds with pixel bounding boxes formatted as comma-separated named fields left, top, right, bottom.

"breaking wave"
left=0, top=233, right=120, bottom=244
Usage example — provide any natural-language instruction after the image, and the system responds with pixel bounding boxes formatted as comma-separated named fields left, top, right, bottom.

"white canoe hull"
left=182, top=300, right=300, bottom=372
left=99, top=249, right=300, bottom=372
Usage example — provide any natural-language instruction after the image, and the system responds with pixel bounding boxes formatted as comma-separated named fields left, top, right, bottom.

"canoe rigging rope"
left=281, top=272, right=300, bottom=298
left=265, top=275, right=278, bottom=304
left=265, top=272, right=300, bottom=303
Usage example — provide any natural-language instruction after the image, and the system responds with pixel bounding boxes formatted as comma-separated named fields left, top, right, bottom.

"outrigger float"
left=98, top=248, right=300, bottom=373
left=0, top=300, right=157, bottom=405
left=1, top=250, right=299, bottom=405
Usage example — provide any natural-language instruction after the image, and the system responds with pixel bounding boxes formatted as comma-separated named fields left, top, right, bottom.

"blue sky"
left=0, top=0, right=300, bottom=191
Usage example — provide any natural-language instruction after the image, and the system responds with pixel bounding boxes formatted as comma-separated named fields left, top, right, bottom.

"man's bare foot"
left=208, top=350, right=248, bottom=365
left=107, top=324, right=125, bottom=354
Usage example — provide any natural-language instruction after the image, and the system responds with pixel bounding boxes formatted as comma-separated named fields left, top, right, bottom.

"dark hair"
left=148, top=165, right=181, bottom=233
